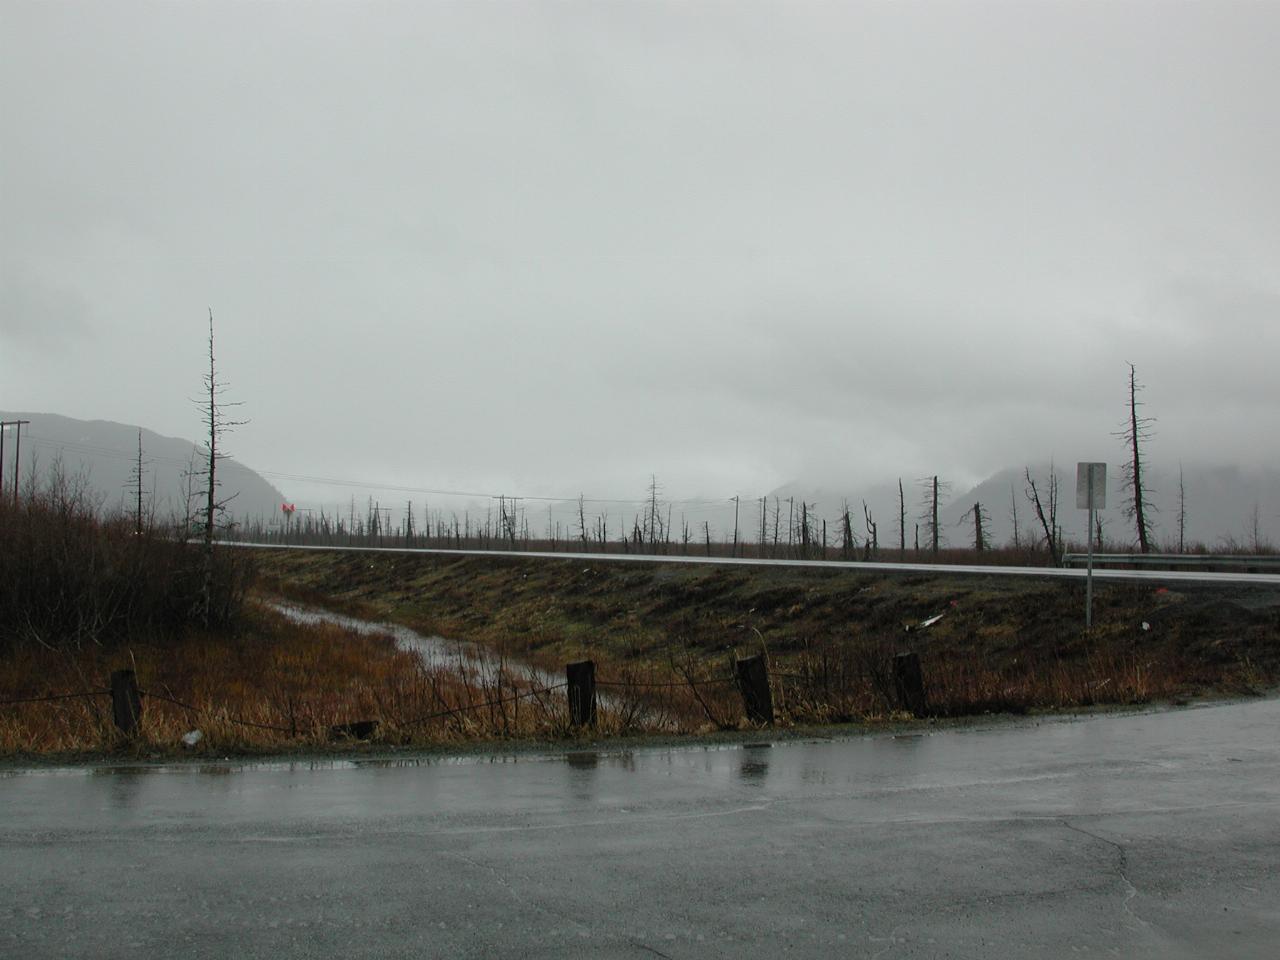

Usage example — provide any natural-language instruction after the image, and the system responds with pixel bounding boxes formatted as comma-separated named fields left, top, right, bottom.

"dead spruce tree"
left=1024, top=464, right=1061, bottom=566
left=195, top=309, right=246, bottom=625
left=1008, top=479, right=1022, bottom=549
left=1116, top=362, right=1156, bottom=553
left=129, top=428, right=149, bottom=536
left=1176, top=464, right=1187, bottom=554
left=840, top=500, right=857, bottom=560
left=966, top=501, right=991, bottom=552
left=918, top=475, right=950, bottom=555
left=862, top=500, right=878, bottom=559
left=897, top=478, right=907, bottom=556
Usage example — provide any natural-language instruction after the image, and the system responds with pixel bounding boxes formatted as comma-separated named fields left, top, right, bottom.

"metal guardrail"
left=1062, top=553, right=1280, bottom=571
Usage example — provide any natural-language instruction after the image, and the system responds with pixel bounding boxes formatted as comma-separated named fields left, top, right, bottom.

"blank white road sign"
left=1076, top=462, right=1107, bottom=510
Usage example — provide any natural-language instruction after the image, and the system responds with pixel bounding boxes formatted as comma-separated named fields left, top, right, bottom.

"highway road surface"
left=222, top=540, right=1280, bottom=587
left=4, top=698, right=1279, bottom=958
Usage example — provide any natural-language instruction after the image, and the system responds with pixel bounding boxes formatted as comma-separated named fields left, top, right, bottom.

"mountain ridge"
left=0, top=411, right=287, bottom=525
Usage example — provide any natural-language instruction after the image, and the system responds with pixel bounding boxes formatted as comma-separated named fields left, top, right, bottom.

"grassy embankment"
left=256, top=547, right=1280, bottom=720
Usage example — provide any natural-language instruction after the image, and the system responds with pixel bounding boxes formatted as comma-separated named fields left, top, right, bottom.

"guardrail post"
left=892, top=652, right=927, bottom=717
left=110, top=670, right=142, bottom=738
left=566, top=660, right=597, bottom=728
left=735, top=655, right=774, bottom=725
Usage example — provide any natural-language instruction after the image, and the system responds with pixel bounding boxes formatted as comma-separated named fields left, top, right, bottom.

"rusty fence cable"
left=139, top=689, right=296, bottom=734
left=595, top=676, right=735, bottom=689
left=0, top=690, right=110, bottom=707
left=396, top=681, right=570, bottom=729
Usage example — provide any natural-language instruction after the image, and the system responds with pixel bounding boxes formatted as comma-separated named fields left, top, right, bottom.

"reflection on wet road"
left=4, top=699, right=1279, bottom=958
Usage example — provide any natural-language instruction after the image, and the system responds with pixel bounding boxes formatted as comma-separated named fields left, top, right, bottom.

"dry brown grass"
left=0, top=602, right=738, bottom=756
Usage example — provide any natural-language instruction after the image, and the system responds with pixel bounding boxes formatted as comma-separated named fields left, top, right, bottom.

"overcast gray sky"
left=3, top=0, right=1278, bottom=508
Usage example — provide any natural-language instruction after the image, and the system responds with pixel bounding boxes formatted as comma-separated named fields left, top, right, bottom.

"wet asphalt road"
left=3, top=700, right=1279, bottom=959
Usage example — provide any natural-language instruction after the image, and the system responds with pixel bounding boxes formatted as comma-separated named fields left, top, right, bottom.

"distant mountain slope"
left=0, top=411, right=287, bottom=524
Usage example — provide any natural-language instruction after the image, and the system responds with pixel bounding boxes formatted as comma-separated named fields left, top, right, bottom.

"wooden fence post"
left=329, top=720, right=379, bottom=741
left=566, top=660, right=597, bottom=728
left=735, top=655, right=774, bottom=725
left=110, top=670, right=142, bottom=738
left=892, top=652, right=927, bottom=717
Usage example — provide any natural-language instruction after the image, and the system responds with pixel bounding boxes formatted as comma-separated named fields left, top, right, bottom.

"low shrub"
left=0, top=475, right=255, bottom=654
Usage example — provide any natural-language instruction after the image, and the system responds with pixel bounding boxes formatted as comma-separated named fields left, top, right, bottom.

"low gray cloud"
left=2, top=0, right=1277, bottom=511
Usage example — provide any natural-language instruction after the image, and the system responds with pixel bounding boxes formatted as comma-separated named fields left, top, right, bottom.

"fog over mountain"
left=780, top=463, right=1280, bottom=554
left=0, top=412, right=286, bottom=525
left=3, top=3, right=1278, bottom=508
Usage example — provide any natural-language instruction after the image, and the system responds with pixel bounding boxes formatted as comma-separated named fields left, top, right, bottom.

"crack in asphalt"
left=1059, top=820, right=1151, bottom=930
left=630, top=942, right=675, bottom=959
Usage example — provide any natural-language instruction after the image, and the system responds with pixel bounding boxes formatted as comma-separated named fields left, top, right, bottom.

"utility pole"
left=731, top=495, right=740, bottom=557
left=1, top=420, right=31, bottom=505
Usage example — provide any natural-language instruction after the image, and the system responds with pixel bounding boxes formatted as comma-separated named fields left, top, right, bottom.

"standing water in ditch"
left=265, top=600, right=564, bottom=690
left=265, top=600, right=675, bottom=728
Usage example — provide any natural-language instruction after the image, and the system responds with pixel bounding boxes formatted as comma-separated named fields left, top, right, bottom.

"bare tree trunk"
left=800, top=501, right=809, bottom=559
left=1025, top=466, right=1061, bottom=566
left=1177, top=465, right=1187, bottom=553
left=898, top=478, right=906, bottom=556
left=772, top=497, right=780, bottom=555
left=971, top=502, right=987, bottom=552
left=1120, top=363, right=1156, bottom=553
left=931, top=476, right=940, bottom=555
left=841, top=502, right=855, bottom=560
left=787, top=497, right=794, bottom=556
left=1009, top=480, right=1021, bottom=549
left=759, top=497, right=767, bottom=556
left=132, top=429, right=145, bottom=536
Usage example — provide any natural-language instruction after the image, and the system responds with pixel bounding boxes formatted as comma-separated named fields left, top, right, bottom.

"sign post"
left=1076, top=462, right=1107, bottom=629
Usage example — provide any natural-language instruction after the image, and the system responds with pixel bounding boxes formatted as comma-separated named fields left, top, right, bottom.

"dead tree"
left=1008, top=480, right=1022, bottom=549
left=194, top=309, right=246, bottom=625
left=967, top=502, right=990, bottom=552
left=1177, top=465, right=1187, bottom=554
left=862, top=500, right=877, bottom=559
left=1024, top=465, right=1061, bottom=566
left=758, top=497, right=768, bottom=556
left=129, top=429, right=148, bottom=536
left=918, top=476, right=950, bottom=555
left=840, top=500, right=856, bottom=560
left=799, top=501, right=810, bottom=559
left=1116, top=362, right=1156, bottom=553
left=897, top=478, right=907, bottom=556
left=645, top=475, right=661, bottom=551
